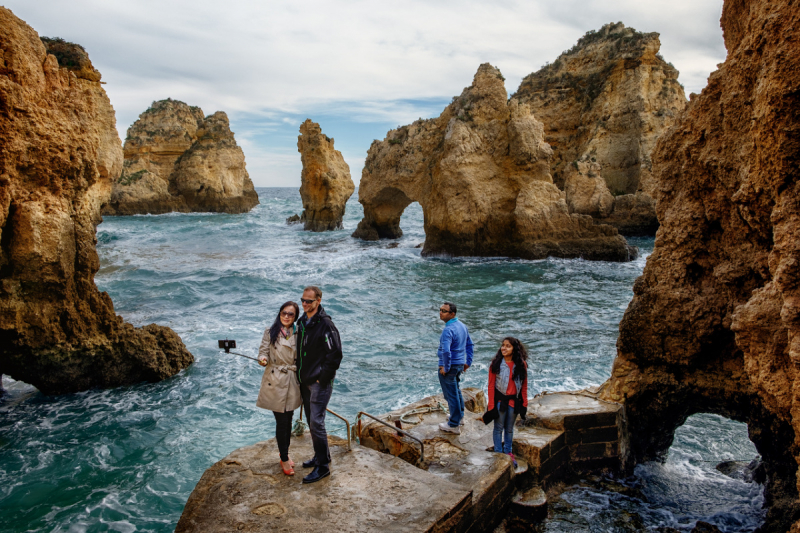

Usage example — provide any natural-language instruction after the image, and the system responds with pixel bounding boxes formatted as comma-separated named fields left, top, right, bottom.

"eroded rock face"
left=353, top=64, right=636, bottom=262
left=102, top=99, right=258, bottom=215
left=512, top=23, right=686, bottom=235
left=296, top=119, right=354, bottom=231
left=0, top=8, right=193, bottom=395
left=601, top=2, right=800, bottom=530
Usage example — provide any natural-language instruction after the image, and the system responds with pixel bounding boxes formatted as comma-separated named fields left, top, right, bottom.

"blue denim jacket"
left=437, top=318, right=474, bottom=372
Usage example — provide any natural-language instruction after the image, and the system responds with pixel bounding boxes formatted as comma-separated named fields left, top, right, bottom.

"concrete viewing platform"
left=177, top=388, right=628, bottom=532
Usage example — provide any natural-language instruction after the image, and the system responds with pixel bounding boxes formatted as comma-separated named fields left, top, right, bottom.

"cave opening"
left=632, top=412, right=766, bottom=531
left=398, top=201, right=425, bottom=246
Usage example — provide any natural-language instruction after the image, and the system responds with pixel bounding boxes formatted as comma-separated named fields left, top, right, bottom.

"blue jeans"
left=493, top=403, right=517, bottom=453
left=300, top=381, right=333, bottom=466
left=438, top=365, right=464, bottom=427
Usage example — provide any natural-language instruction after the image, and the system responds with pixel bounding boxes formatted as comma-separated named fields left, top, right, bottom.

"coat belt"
left=272, top=364, right=297, bottom=373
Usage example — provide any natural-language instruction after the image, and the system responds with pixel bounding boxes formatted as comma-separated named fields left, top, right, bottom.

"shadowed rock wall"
left=297, top=119, right=354, bottom=231
left=601, top=1, right=800, bottom=530
left=0, top=8, right=193, bottom=395
left=353, top=64, right=636, bottom=262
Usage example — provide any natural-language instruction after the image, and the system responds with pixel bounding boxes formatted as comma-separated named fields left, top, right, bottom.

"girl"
left=256, top=301, right=302, bottom=475
left=483, top=337, right=528, bottom=467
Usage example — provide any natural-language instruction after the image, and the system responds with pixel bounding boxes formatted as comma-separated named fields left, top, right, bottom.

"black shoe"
left=302, top=464, right=330, bottom=484
left=302, top=458, right=317, bottom=469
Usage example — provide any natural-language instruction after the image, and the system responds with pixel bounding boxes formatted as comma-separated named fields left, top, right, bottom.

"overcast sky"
left=7, top=0, right=726, bottom=187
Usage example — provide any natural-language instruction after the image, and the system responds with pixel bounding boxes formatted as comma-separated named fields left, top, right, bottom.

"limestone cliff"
left=102, top=99, right=258, bottom=215
left=296, top=119, right=354, bottom=231
left=512, top=23, right=686, bottom=235
left=601, top=1, right=800, bottom=530
left=0, top=8, right=194, bottom=395
left=353, top=64, right=636, bottom=262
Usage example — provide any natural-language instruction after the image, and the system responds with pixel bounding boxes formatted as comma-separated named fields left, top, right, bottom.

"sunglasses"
left=300, top=298, right=317, bottom=304
left=280, top=311, right=296, bottom=318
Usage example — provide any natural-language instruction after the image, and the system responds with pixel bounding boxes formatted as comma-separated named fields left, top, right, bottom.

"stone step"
left=360, top=389, right=516, bottom=533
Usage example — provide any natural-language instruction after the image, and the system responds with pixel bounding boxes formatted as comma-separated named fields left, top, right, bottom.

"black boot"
left=302, top=464, right=330, bottom=484
left=302, top=457, right=317, bottom=468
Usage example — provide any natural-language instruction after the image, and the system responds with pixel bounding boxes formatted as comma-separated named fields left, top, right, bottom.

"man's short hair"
left=443, top=301, right=457, bottom=314
left=304, top=285, right=322, bottom=299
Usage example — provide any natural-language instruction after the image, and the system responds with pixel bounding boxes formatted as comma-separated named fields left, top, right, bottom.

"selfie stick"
left=218, top=339, right=260, bottom=362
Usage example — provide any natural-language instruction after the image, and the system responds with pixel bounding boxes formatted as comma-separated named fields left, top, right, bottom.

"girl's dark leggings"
left=273, top=410, right=294, bottom=462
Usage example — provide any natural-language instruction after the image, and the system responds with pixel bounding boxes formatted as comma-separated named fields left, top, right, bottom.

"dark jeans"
left=438, top=365, right=464, bottom=427
left=273, top=410, right=294, bottom=462
left=300, top=381, right=333, bottom=466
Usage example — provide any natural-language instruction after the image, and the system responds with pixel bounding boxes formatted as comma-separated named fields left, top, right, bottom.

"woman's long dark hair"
left=490, top=337, right=528, bottom=381
left=269, top=301, right=299, bottom=346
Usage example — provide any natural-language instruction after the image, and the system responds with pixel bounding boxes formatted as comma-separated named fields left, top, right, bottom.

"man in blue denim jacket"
left=437, top=301, right=474, bottom=434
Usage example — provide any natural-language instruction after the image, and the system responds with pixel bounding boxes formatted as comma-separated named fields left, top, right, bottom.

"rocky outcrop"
left=601, top=1, right=800, bottom=531
left=0, top=8, right=194, bottom=395
left=511, top=23, right=686, bottom=235
left=296, top=119, right=354, bottom=231
left=353, top=64, right=636, bottom=262
left=102, top=99, right=258, bottom=215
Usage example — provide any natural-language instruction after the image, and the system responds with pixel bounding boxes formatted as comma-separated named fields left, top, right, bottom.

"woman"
left=256, top=301, right=302, bottom=476
left=482, top=337, right=528, bottom=467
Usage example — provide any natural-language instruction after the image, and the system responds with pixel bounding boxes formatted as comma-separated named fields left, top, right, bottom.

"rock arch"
left=353, top=64, right=636, bottom=262
left=601, top=0, right=800, bottom=530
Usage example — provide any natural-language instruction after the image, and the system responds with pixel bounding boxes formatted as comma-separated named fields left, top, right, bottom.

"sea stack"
left=296, top=119, right=355, bottom=231
left=0, top=7, right=194, bottom=395
left=102, top=99, right=259, bottom=215
left=511, top=23, right=686, bottom=235
left=601, top=1, right=800, bottom=530
left=353, top=63, right=636, bottom=262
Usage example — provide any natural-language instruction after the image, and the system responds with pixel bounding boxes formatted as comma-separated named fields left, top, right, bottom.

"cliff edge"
left=601, top=1, right=800, bottom=530
left=102, top=99, right=259, bottom=215
left=297, top=119, right=355, bottom=231
left=0, top=8, right=194, bottom=395
left=512, top=23, right=686, bottom=235
left=353, top=64, right=636, bottom=262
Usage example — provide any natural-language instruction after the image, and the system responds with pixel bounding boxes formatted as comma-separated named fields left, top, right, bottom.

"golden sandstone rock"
left=0, top=8, right=193, bottom=394
left=353, top=64, right=636, bottom=262
left=601, top=1, right=800, bottom=530
left=512, top=23, right=686, bottom=235
left=296, top=119, right=355, bottom=231
left=102, top=99, right=259, bottom=215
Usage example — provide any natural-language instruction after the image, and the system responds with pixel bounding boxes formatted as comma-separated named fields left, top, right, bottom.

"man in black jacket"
left=296, top=285, right=343, bottom=484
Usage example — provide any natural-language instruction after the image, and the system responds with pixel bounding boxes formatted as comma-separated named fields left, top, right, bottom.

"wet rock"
left=601, top=1, right=800, bottom=530
left=0, top=7, right=193, bottom=395
left=296, top=119, right=355, bottom=231
left=715, top=459, right=765, bottom=484
left=509, top=486, right=548, bottom=524
left=691, top=521, right=722, bottom=533
left=285, top=213, right=301, bottom=224
left=512, top=22, right=686, bottom=235
left=353, top=63, right=636, bottom=262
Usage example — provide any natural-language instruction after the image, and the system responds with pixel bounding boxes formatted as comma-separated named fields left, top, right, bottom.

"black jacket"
left=296, top=307, right=342, bottom=386
left=481, top=389, right=527, bottom=424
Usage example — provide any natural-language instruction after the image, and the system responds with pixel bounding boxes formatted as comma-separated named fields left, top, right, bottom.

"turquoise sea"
left=0, top=188, right=764, bottom=532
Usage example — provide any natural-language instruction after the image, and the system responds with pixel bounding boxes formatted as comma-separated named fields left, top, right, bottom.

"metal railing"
left=326, top=408, right=352, bottom=451
left=356, top=411, right=425, bottom=463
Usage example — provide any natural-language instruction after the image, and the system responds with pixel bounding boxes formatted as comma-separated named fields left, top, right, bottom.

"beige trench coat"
left=255, top=327, right=302, bottom=413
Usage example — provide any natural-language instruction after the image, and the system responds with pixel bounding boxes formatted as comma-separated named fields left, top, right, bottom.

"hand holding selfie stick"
left=218, top=339, right=261, bottom=363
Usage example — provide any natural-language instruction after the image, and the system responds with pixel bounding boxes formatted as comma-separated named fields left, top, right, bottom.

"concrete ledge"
left=176, top=433, right=472, bottom=533
left=359, top=389, right=515, bottom=533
